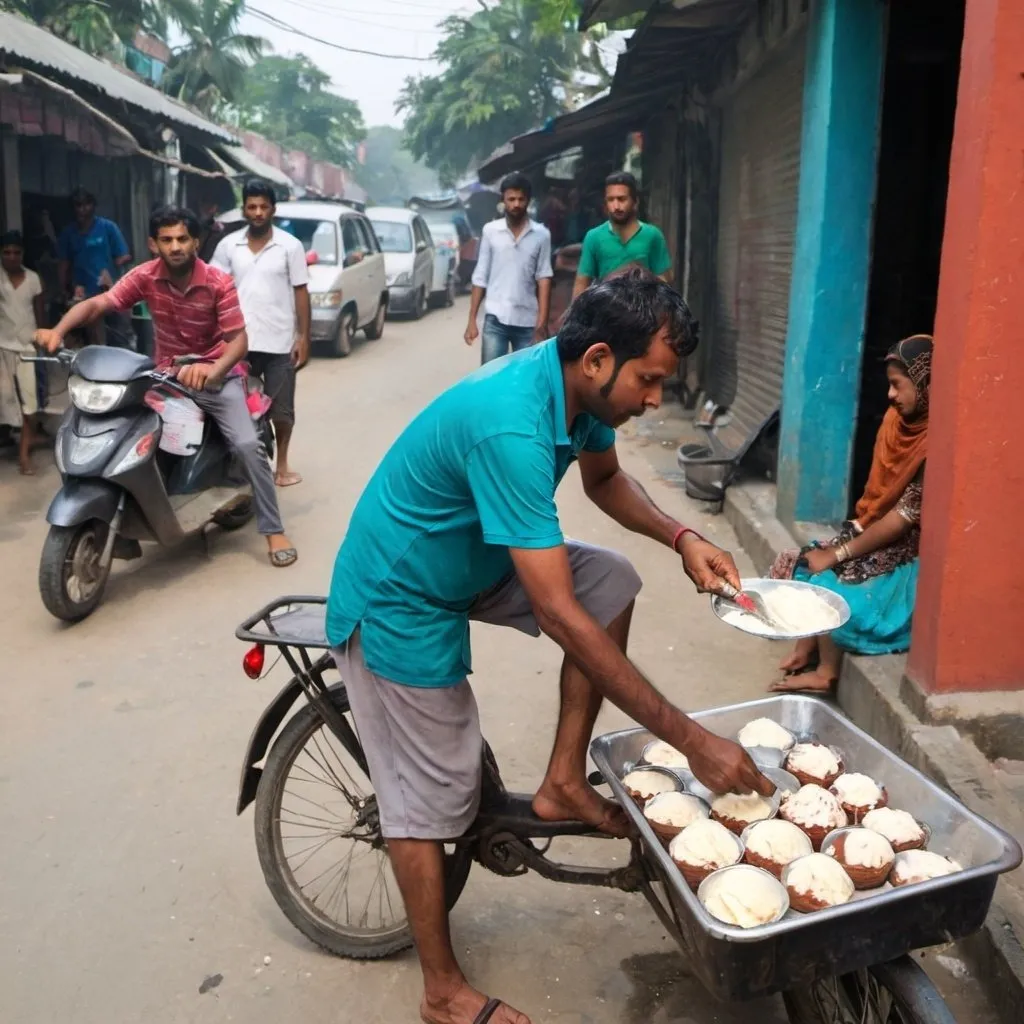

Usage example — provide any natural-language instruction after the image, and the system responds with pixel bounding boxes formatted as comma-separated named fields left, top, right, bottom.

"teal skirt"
left=791, top=558, right=919, bottom=655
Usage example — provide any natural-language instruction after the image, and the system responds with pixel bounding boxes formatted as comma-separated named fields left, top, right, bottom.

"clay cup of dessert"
left=822, top=826, right=895, bottom=890
left=742, top=819, right=813, bottom=879
left=669, top=818, right=744, bottom=891
left=697, top=864, right=790, bottom=929
left=862, top=807, right=929, bottom=853
left=711, top=790, right=777, bottom=835
left=784, top=742, right=844, bottom=789
left=621, top=767, right=681, bottom=808
left=640, top=739, right=692, bottom=776
left=779, top=784, right=848, bottom=850
left=643, top=791, right=709, bottom=844
left=890, top=850, right=962, bottom=888
left=737, top=718, right=796, bottom=767
left=782, top=852, right=855, bottom=913
left=830, top=772, right=888, bottom=823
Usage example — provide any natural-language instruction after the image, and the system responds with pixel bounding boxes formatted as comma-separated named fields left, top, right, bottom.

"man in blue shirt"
left=327, top=268, right=771, bottom=1024
left=57, top=188, right=133, bottom=347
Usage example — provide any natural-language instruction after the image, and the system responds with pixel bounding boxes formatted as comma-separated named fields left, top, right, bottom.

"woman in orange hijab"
left=768, top=334, right=933, bottom=692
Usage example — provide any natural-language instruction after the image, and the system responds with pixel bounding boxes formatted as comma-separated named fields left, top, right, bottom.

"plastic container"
left=150, top=392, right=205, bottom=456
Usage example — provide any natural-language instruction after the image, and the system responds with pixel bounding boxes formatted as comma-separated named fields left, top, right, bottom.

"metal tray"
left=710, top=577, right=851, bottom=640
left=590, top=694, right=1022, bottom=1001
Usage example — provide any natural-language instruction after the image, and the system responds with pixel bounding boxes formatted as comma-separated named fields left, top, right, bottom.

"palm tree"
left=162, top=0, right=267, bottom=115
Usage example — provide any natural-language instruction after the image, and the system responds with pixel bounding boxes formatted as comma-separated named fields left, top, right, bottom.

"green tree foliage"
left=351, top=126, right=439, bottom=206
left=1, top=0, right=163, bottom=55
left=230, top=54, right=366, bottom=169
left=397, top=0, right=611, bottom=184
left=162, top=0, right=266, bottom=115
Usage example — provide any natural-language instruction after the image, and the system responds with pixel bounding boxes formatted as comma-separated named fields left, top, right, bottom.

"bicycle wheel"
left=253, top=685, right=473, bottom=959
left=783, top=955, right=957, bottom=1024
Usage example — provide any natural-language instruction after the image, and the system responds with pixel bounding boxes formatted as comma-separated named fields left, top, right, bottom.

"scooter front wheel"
left=39, top=521, right=112, bottom=622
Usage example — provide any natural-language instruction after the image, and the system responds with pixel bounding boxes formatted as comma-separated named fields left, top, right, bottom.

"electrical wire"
left=248, top=6, right=436, bottom=59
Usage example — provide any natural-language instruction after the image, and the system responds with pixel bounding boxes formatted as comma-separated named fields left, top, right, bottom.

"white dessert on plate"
left=738, top=718, right=796, bottom=752
left=890, top=850, right=962, bottom=887
left=779, top=784, right=849, bottom=849
left=785, top=852, right=855, bottom=912
left=743, top=819, right=813, bottom=878
left=862, top=807, right=927, bottom=852
left=711, top=791, right=775, bottom=834
left=699, top=865, right=788, bottom=929
left=642, top=739, right=691, bottom=771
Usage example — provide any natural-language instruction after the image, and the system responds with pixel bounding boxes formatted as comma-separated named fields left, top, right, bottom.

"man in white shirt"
left=212, top=180, right=311, bottom=487
left=0, top=231, right=45, bottom=474
left=465, top=172, right=553, bottom=364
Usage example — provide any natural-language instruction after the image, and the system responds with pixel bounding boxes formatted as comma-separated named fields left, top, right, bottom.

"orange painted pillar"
left=906, top=0, right=1024, bottom=694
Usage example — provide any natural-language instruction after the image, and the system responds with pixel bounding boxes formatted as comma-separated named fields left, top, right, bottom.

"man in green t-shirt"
left=572, top=172, right=672, bottom=300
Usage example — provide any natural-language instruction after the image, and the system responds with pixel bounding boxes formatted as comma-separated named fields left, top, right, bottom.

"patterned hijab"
left=854, top=334, right=933, bottom=528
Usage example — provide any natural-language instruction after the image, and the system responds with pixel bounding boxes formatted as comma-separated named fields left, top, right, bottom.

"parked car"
left=426, top=221, right=459, bottom=308
left=408, top=197, right=480, bottom=291
left=368, top=207, right=435, bottom=319
left=218, top=200, right=387, bottom=358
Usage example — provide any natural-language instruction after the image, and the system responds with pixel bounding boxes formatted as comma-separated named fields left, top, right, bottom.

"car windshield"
left=274, top=218, right=338, bottom=265
left=430, top=225, right=459, bottom=246
left=371, top=221, right=413, bottom=253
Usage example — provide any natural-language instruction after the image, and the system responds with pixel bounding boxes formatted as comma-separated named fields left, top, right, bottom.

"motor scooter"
left=26, top=345, right=273, bottom=622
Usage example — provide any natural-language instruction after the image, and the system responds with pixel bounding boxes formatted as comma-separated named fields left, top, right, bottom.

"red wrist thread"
left=672, top=526, right=703, bottom=552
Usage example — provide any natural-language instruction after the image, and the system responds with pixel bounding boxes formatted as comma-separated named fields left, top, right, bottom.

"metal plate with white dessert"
left=710, top=577, right=851, bottom=640
left=591, top=695, right=1022, bottom=1002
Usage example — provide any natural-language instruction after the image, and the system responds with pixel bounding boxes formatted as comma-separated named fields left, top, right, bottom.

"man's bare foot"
left=768, top=668, right=836, bottom=694
left=421, top=981, right=531, bottom=1024
left=275, top=469, right=302, bottom=487
left=532, top=779, right=630, bottom=837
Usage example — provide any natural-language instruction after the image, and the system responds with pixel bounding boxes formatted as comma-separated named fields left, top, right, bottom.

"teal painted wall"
left=777, top=0, right=886, bottom=526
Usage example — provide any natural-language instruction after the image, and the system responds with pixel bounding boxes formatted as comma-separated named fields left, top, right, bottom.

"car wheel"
left=411, top=287, right=427, bottom=320
left=364, top=298, right=386, bottom=340
left=327, top=310, right=354, bottom=358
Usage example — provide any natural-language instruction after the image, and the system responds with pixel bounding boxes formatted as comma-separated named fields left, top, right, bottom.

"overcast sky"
left=239, top=0, right=478, bottom=128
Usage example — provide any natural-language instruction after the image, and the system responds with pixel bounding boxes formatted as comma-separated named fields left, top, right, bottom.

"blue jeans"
left=481, top=315, right=534, bottom=364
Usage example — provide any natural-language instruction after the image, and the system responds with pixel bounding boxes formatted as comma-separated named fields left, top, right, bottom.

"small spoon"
left=718, top=583, right=781, bottom=630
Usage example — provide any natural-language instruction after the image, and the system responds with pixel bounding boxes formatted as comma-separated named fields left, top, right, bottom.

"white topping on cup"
left=738, top=718, right=795, bottom=752
left=643, top=740, right=691, bottom=771
left=644, top=792, right=708, bottom=828
left=862, top=808, right=925, bottom=846
left=786, top=853, right=855, bottom=907
left=623, top=769, right=678, bottom=800
left=670, top=819, right=742, bottom=869
left=745, top=820, right=813, bottom=864
left=781, top=784, right=848, bottom=829
left=831, top=773, right=884, bottom=808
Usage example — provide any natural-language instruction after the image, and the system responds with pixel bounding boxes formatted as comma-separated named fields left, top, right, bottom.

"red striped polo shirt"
left=103, top=258, right=246, bottom=369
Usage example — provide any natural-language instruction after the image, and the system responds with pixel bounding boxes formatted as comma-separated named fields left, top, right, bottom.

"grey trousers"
left=193, top=377, right=284, bottom=535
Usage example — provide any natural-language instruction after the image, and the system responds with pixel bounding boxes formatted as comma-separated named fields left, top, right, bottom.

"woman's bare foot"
left=768, top=667, right=836, bottom=694
left=778, top=637, right=818, bottom=673
left=532, top=779, right=630, bottom=837
left=421, top=981, right=531, bottom=1024
left=275, top=469, right=302, bottom=487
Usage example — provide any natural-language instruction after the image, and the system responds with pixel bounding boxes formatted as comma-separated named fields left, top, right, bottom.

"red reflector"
left=135, top=433, right=156, bottom=459
left=243, top=643, right=265, bottom=679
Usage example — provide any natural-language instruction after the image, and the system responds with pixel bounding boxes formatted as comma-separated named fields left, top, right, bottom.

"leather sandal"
left=269, top=547, right=298, bottom=567
left=473, top=999, right=503, bottom=1024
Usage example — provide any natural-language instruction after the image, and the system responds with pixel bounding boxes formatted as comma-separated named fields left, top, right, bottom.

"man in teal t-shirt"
left=573, top=171, right=672, bottom=301
left=326, top=267, right=771, bottom=1024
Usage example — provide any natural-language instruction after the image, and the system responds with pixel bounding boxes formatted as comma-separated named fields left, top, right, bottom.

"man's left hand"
left=533, top=320, right=549, bottom=342
left=292, top=335, right=310, bottom=370
left=678, top=532, right=741, bottom=593
left=177, top=362, right=221, bottom=391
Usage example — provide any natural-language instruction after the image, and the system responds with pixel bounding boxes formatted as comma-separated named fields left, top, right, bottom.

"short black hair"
left=557, top=267, right=699, bottom=365
left=604, top=171, right=638, bottom=201
left=499, top=172, right=532, bottom=201
left=0, top=230, right=24, bottom=248
left=70, top=186, right=96, bottom=205
left=242, top=179, right=277, bottom=205
left=149, top=205, right=201, bottom=240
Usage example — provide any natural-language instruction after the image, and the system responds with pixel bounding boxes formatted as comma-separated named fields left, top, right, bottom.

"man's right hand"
left=35, top=329, right=63, bottom=353
left=686, top=728, right=775, bottom=797
left=464, top=321, right=479, bottom=345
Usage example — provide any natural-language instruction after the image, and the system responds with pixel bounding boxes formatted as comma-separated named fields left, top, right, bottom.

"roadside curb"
left=723, top=479, right=1024, bottom=1023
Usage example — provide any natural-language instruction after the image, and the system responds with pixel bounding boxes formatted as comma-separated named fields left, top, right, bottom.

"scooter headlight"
left=69, top=376, right=127, bottom=414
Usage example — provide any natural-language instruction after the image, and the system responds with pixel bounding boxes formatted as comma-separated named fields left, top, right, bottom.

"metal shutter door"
left=710, top=34, right=806, bottom=450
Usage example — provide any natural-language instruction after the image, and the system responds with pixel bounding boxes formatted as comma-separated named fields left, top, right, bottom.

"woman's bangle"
left=672, top=526, right=704, bottom=552
left=834, top=542, right=851, bottom=564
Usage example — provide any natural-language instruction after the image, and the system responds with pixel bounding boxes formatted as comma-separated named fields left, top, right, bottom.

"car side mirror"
left=305, top=250, right=319, bottom=266
left=416, top=241, right=427, bottom=253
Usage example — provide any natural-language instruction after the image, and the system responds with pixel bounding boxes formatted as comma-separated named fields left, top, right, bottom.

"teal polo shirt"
left=578, top=220, right=671, bottom=280
left=326, top=339, right=616, bottom=687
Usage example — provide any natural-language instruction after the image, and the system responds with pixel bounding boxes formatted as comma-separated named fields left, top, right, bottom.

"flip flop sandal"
left=269, top=547, right=298, bottom=568
left=473, top=999, right=504, bottom=1024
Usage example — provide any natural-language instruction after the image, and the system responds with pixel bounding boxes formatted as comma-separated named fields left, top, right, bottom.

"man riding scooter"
left=37, top=205, right=297, bottom=567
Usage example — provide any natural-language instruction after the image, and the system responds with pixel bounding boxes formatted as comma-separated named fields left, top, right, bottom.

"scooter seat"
left=74, top=346, right=155, bottom=381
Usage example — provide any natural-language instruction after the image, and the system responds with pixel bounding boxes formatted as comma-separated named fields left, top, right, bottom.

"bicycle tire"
left=782, top=954, right=957, bottom=1024
left=253, top=686, right=473, bottom=959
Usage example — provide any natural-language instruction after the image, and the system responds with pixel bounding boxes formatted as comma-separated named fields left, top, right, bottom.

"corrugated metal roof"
left=0, top=11, right=235, bottom=142
left=217, top=144, right=295, bottom=189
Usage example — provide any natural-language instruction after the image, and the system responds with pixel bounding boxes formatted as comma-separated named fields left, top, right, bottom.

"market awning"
left=214, top=143, right=295, bottom=190
left=0, top=11, right=235, bottom=143
left=579, top=0, right=752, bottom=34
left=477, top=91, right=659, bottom=184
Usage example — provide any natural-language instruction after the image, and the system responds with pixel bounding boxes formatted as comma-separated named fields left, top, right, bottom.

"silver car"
left=368, top=207, right=436, bottom=319
left=426, top=221, right=460, bottom=308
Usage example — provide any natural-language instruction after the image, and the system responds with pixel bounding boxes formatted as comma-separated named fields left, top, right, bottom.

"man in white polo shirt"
left=465, top=172, right=552, bottom=364
left=212, top=180, right=310, bottom=487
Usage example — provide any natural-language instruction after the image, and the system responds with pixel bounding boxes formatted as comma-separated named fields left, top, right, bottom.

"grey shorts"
left=247, top=351, right=296, bottom=425
left=331, top=540, right=642, bottom=840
